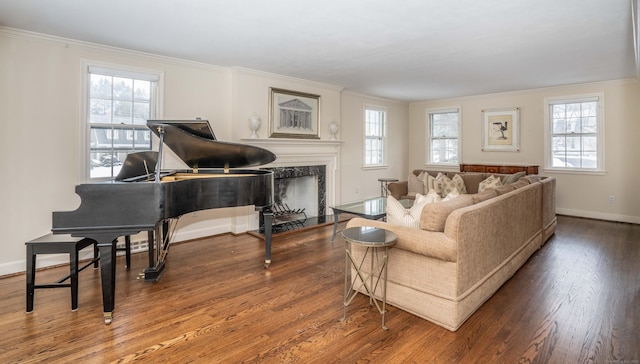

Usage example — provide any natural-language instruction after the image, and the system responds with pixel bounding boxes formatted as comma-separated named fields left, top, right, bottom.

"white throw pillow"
left=421, top=172, right=440, bottom=195
left=415, top=190, right=441, bottom=205
left=407, top=173, right=424, bottom=198
left=386, top=195, right=432, bottom=228
left=478, top=175, right=502, bottom=192
left=442, top=188, right=460, bottom=201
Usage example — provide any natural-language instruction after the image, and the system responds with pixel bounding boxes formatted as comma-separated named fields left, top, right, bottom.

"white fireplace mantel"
left=241, top=138, right=342, bottom=209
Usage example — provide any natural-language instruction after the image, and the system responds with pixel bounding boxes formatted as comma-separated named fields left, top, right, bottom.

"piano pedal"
left=137, top=272, right=145, bottom=280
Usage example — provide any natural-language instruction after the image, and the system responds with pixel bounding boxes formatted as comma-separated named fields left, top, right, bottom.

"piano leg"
left=97, top=239, right=117, bottom=324
left=263, top=211, right=273, bottom=268
left=143, top=224, right=166, bottom=281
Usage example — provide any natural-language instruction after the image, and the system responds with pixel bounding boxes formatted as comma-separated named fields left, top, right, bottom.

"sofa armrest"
left=387, top=181, right=408, bottom=199
left=345, top=217, right=457, bottom=262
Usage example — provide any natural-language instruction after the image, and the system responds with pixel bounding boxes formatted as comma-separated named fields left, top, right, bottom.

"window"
left=85, top=64, right=161, bottom=179
left=427, top=108, right=460, bottom=165
left=364, top=106, right=387, bottom=167
left=544, top=94, right=604, bottom=172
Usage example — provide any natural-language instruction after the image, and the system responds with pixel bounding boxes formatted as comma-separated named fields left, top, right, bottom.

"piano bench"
left=25, top=234, right=98, bottom=313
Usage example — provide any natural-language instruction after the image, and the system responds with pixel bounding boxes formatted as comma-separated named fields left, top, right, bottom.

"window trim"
left=425, top=106, right=462, bottom=168
left=363, top=104, right=388, bottom=168
left=543, top=93, right=605, bottom=175
left=80, top=60, right=164, bottom=182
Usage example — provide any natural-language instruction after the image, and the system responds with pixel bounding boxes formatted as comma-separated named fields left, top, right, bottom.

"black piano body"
left=51, top=120, right=276, bottom=324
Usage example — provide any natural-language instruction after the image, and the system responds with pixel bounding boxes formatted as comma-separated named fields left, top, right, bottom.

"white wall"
left=340, top=91, right=409, bottom=202
left=0, top=29, right=358, bottom=276
left=409, top=79, right=640, bottom=223
left=229, top=67, right=343, bottom=141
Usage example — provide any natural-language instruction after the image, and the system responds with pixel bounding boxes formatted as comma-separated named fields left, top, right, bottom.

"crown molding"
left=0, top=26, right=226, bottom=72
left=230, top=67, right=344, bottom=92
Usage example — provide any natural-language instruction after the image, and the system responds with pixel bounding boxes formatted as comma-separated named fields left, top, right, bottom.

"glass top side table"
left=329, top=197, right=411, bottom=242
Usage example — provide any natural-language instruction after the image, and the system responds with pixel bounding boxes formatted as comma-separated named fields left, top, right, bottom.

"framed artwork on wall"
left=269, top=88, right=321, bottom=139
left=482, top=107, right=520, bottom=152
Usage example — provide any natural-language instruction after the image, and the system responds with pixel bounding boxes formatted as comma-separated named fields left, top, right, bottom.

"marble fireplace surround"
left=242, top=138, right=342, bottom=219
left=263, top=165, right=326, bottom=218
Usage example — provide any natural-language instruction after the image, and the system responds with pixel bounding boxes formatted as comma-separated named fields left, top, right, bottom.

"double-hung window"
left=427, top=108, right=460, bottom=166
left=85, top=64, right=161, bottom=180
left=364, top=106, right=386, bottom=167
left=544, top=94, right=604, bottom=173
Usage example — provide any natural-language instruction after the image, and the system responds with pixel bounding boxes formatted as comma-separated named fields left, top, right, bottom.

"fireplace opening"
left=259, top=165, right=327, bottom=233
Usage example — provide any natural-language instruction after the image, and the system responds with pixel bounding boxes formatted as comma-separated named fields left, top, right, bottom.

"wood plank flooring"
left=0, top=215, right=638, bottom=363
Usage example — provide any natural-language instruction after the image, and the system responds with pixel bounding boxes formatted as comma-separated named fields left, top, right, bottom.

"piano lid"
left=147, top=120, right=276, bottom=169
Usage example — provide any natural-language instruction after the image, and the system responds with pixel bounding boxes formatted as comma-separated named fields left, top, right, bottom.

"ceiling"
left=0, top=0, right=637, bottom=101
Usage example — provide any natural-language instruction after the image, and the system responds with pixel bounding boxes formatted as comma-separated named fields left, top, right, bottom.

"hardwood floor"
left=1, top=215, right=638, bottom=363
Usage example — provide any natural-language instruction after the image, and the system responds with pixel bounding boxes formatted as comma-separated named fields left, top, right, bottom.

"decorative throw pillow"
left=502, top=171, right=526, bottom=185
left=478, top=175, right=502, bottom=192
left=451, top=174, right=468, bottom=194
left=407, top=173, right=424, bottom=198
left=434, top=174, right=461, bottom=197
left=442, top=188, right=460, bottom=201
left=386, top=195, right=432, bottom=228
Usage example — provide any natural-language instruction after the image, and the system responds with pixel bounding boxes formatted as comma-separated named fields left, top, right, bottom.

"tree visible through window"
left=87, top=66, right=159, bottom=179
left=427, top=109, right=460, bottom=165
left=364, top=106, right=386, bottom=166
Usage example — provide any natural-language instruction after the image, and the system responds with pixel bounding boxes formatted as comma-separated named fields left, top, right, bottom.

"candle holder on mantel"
left=248, top=112, right=261, bottom=138
left=329, top=120, right=340, bottom=140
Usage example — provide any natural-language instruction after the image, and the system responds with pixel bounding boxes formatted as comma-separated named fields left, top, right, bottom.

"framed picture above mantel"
left=269, top=88, right=320, bottom=139
left=482, top=107, right=520, bottom=152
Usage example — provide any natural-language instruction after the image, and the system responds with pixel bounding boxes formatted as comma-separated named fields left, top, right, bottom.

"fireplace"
left=242, top=138, right=341, bottom=233
left=261, top=165, right=326, bottom=231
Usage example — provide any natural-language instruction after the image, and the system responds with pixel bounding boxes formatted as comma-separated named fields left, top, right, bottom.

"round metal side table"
left=340, top=226, right=397, bottom=330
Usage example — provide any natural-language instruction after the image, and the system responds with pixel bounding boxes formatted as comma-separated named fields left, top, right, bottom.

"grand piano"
left=52, top=120, right=276, bottom=324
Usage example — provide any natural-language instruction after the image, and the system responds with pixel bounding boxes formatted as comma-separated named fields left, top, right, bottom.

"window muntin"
left=364, top=106, right=386, bottom=166
left=545, top=94, right=603, bottom=172
left=86, top=66, right=159, bottom=179
left=427, top=108, right=460, bottom=165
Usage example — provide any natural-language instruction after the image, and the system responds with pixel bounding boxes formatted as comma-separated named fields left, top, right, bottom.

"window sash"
left=364, top=107, right=386, bottom=166
left=427, top=109, right=460, bottom=165
left=545, top=94, right=603, bottom=172
left=86, top=65, right=159, bottom=180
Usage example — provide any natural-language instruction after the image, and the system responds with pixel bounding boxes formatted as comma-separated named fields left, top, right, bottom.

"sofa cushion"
left=471, top=189, right=498, bottom=204
left=478, top=175, right=502, bottom=192
left=420, top=195, right=474, bottom=232
left=511, top=178, right=530, bottom=190
left=386, top=194, right=436, bottom=228
left=458, top=173, right=485, bottom=194
left=492, top=183, right=517, bottom=195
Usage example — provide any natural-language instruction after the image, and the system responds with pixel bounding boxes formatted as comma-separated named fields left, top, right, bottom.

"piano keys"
left=51, top=120, right=276, bottom=324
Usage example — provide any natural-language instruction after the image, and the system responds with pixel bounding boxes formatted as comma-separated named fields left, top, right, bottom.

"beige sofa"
left=345, top=171, right=556, bottom=331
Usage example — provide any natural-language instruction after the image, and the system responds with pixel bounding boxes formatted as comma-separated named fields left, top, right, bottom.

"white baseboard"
left=556, top=208, right=640, bottom=224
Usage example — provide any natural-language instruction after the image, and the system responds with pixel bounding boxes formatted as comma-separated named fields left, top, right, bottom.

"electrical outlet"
left=608, top=195, right=615, bottom=204
left=355, top=186, right=359, bottom=194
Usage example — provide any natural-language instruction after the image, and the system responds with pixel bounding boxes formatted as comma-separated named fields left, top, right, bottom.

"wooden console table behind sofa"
left=460, top=163, right=538, bottom=175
